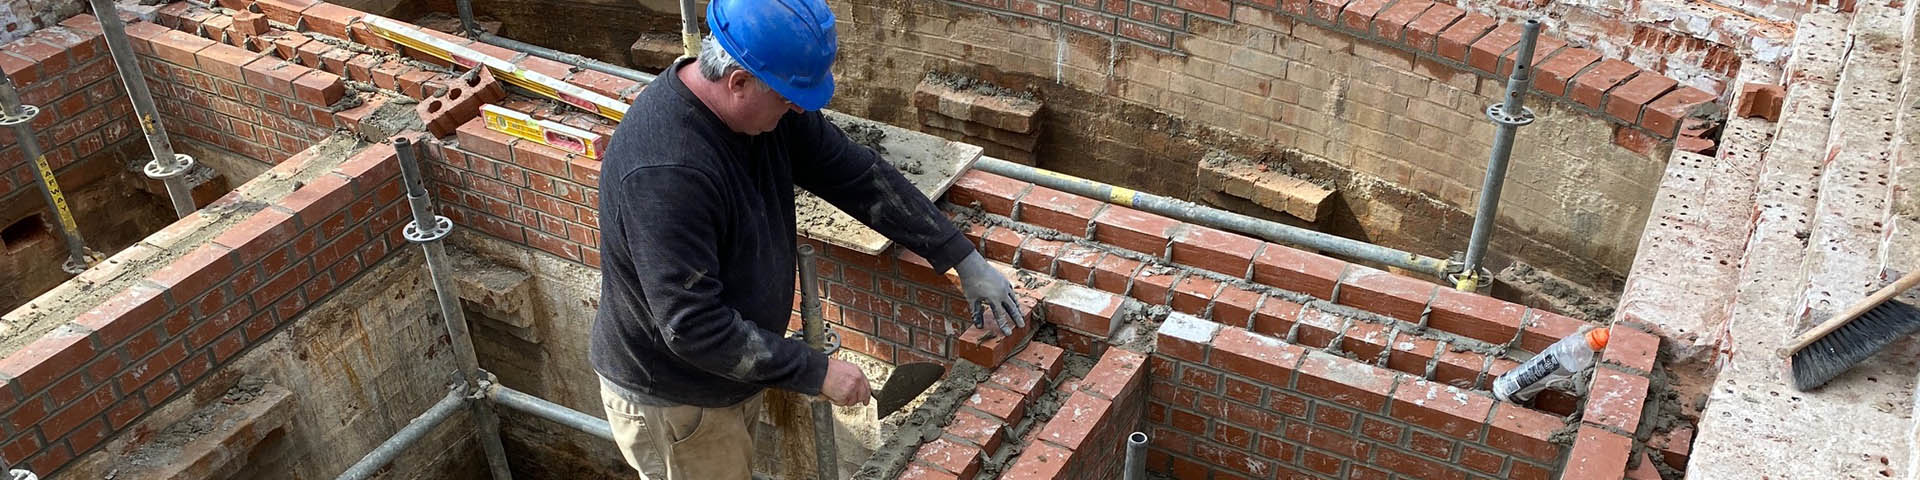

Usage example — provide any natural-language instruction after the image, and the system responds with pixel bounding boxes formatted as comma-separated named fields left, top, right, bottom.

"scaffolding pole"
left=0, top=70, right=95, bottom=274
left=1454, top=20, right=1543, bottom=292
left=88, top=0, right=199, bottom=218
left=336, top=388, right=467, bottom=480
left=485, top=384, right=615, bottom=443
left=394, top=137, right=514, bottom=480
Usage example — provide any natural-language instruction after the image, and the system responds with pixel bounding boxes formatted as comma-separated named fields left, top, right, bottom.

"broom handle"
left=1785, top=269, right=1920, bottom=353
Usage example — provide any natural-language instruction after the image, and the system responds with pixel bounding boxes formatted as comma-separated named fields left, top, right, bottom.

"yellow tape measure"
left=31, top=153, right=80, bottom=237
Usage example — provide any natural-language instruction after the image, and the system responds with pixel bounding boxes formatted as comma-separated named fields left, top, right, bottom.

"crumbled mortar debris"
left=222, top=376, right=269, bottom=404
left=852, top=360, right=989, bottom=480
left=1496, top=262, right=1617, bottom=323
left=1201, top=149, right=1335, bottom=190
left=122, top=377, right=273, bottom=470
left=1114, top=304, right=1171, bottom=352
left=360, top=97, right=427, bottom=140
left=834, top=117, right=891, bottom=156
left=924, top=71, right=1038, bottom=106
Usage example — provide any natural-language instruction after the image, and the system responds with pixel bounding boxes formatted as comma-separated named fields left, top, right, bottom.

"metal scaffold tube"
left=1454, top=20, right=1544, bottom=292
left=972, top=158, right=1458, bottom=278
left=797, top=244, right=839, bottom=480
left=336, top=388, right=467, bottom=480
left=394, top=137, right=515, bottom=480
left=88, top=0, right=199, bottom=218
left=485, top=384, right=615, bottom=443
left=679, top=0, right=701, bottom=59
left=1, top=70, right=96, bottom=274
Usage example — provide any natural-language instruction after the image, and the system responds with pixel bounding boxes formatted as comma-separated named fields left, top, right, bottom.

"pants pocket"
left=662, top=404, right=708, bottom=445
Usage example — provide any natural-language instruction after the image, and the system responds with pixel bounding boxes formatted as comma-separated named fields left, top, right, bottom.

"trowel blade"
left=874, top=362, right=945, bottom=419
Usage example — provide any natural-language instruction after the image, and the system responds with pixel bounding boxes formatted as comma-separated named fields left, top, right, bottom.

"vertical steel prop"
left=797, top=244, right=840, bottom=480
left=0, top=69, right=96, bottom=273
left=1454, top=20, right=1543, bottom=292
left=394, top=137, right=515, bottom=480
left=88, top=0, right=200, bottom=218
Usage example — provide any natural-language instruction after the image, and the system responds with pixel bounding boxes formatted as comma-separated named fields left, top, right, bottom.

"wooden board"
left=796, top=112, right=984, bottom=255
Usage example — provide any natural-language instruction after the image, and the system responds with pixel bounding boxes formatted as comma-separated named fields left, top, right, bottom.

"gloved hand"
left=954, top=251, right=1025, bottom=336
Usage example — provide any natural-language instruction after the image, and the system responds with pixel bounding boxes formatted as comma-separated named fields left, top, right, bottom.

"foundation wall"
left=822, top=0, right=1720, bottom=290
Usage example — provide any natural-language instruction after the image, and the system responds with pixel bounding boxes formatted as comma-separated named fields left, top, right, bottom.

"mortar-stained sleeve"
left=613, top=164, right=829, bottom=395
left=788, top=112, right=976, bottom=273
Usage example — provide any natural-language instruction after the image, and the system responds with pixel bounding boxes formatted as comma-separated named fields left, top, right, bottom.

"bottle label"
left=1495, top=354, right=1564, bottom=401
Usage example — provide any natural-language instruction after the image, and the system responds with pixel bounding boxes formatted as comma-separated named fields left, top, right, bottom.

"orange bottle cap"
left=1585, top=328, right=1610, bottom=350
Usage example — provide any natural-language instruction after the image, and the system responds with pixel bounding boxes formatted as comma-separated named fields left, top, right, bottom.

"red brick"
left=1339, top=0, right=1393, bottom=34
left=1008, top=342, right=1065, bottom=382
left=1569, top=60, right=1639, bottom=109
left=1209, top=286, right=1260, bottom=326
left=456, top=116, right=520, bottom=160
left=0, top=330, right=98, bottom=395
left=1583, top=367, right=1649, bottom=433
left=1003, top=440, right=1073, bottom=479
left=1466, top=23, right=1524, bottom=75
left=1092, top=206, right=1180, bottom=256
left=1295, top=351, right=1398, bottom=413
left=915, top=437, right=983, bottom=478
left=955, top=325, right=1028, bottom=370
left=196, top=42, right=262, bottom=82
left=151, top=29, right=217, bottom=67
left=1377, top=447, right=1466, bottom=480
left=1736, top=82, right=1785, bottom=121
left=231, top=11, right=269, bottom=37
left=1051, top=244, right=1101, bottom=285
left=147, top=243, right=237, bottom=302
left=964, top=384, right=1027, bottom=422
left=1131, top=268, right=1179, bottom=304
left=1641, top=87, right=1716, bottom=138
left=1517, top=310, right=1588, bottom=353
left=212, top=207, right=299, bottom=266
left=1533, top=47, right=1602, bottom=97
left=899, top=463, right=961, bottom=480
left=1371, top=0, right=1434, bottom=42
left=1175, top=0, right=1230, bottom=18
left=242, top=57, right=306, bottom=97
left=1604, top=73, right=1678, bottom=125
left=1286, top=422, right=1369, bottom=460
left=1251, top=297, right=1304, bottom=338
left=1080, top=348, right=1146, bottom=400
left=1090, top=254, right=1142, bottom=295
left=1169, top=275, right=1221, bottom=316
left=1458, top=445, right=1504, bottom=474
left=256, top=0, right=320, bottom=26
left=1170, top=227, right=1260, bottom=276
left=981, top=227, right=1023, bottom=264
left=1406, top=6, right=1468, bottom=55
left=945, top=410, right=1006, bottom=452
left=1602, top=324, right=1659, bottom=373
left=1427, top=288, right=1526, bottom=344
left=1045, top=284, right=1127, bottom=337
left=1336, top=267, right=1435, bottom=323
left=1062, top=6, right=1115, bottom=33
left=1308, top=0, right=1353, bottom=22
left=73, top=283, right=170, bottom=347
left=292, top=70, right=344, bottom=106
left=1038, top=391, right=1113, bottom=450
left=1209, top=326, right=1304, bottom=381
left=43, top=384, right=114, bottom=438
left=1562, top=425, right=1632, bottom=479
left=1390, top=378, right=1494, bottom=440
left=1016, top=187, right=1102, bottom=234
left=1156, top=314, right=1218, bottom=364
left=1252, top=244, right=1346, bottom=300
left=1486, top=403, right=1565, bottom=462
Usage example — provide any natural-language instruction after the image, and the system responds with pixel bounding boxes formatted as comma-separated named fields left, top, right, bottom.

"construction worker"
left=589, top=0, right=1026, bottom=478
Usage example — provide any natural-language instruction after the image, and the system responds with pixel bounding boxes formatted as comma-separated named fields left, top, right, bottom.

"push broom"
left=1785, top=269, right=1920, bottom=391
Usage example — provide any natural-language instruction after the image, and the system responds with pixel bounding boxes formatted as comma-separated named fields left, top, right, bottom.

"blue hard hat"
left=707, top=0, right=839, bottom=111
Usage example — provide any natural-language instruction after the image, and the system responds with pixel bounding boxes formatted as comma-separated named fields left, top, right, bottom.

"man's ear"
left=725, top=69, right=754, bottom=97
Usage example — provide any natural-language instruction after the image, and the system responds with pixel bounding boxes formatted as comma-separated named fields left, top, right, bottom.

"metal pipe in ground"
left=452, top=0, right=655, bottom=84
left=797, top=244, right=839, bottom=480
left=0, top=70, right=93, bottom=274
left=395, top=137, right=515, bottom=480
left=973, top=158, right=1457, bottom=278
left=1455, top=20, right=1543, bottom=292
left=1124, top=431, right=1147, bottom=480
left=88, top=0, right=198, bottom=218
left=486, top=384, right=615, bottom=443
left=336, top=388, right=467, bottom=480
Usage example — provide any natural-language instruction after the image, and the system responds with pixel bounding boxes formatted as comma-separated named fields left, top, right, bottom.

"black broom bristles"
left=1790, top=300, right=1920, bottom=391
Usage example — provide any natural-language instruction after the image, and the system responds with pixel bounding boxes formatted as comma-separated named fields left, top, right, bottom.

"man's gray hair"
left=697, top=35, right=742, bottom=82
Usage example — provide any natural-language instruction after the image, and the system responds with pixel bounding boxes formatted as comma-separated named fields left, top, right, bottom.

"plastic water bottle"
left=1493, top=327, right=1609, bottom=403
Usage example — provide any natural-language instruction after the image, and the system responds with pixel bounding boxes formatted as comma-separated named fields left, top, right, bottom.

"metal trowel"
left=871, top=362, right=944, bottom=418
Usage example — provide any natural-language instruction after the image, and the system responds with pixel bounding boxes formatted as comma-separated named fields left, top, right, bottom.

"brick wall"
left=0, top=140, right=409, bottom=474
left=824, top=0, right=1721, bottom=288
left=0, top=0, right=82, bottom=44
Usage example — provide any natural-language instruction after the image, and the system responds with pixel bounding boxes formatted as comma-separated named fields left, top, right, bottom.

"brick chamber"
left=0, top=2, right=1682, bottom=479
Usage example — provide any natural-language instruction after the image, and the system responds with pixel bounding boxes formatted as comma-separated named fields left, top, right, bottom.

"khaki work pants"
left=600, top=385, right=764, bottom=480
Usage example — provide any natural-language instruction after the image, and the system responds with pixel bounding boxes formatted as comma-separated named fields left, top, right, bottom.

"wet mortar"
left=796, top=113, right=975, bottom=249
left=851, top=360, right=989, bottom=480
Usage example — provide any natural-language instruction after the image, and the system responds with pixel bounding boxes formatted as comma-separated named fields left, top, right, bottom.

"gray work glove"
left=955, top=251, right=1025, bottom=336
